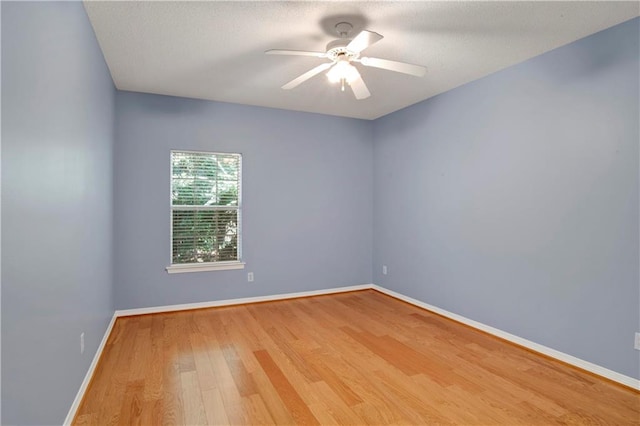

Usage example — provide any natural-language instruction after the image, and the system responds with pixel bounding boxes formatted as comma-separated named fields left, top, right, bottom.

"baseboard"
left=370, top=284, right=640, bottom=391
left=115, top=284, right=373, bottom=317
left=63, top=313, right=118, bottom=425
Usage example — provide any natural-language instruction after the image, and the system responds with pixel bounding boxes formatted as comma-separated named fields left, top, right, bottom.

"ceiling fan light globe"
left=326, top=60, right=349, bottom=83
left=326, top=61, right=359, bottom=84
left=326, top=69, right=341, bottom=83
left=344, top=64, right=360, bottom=84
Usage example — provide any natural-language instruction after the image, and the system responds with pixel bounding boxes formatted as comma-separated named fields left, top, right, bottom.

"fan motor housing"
left=325, top=39, right=358, bottom=61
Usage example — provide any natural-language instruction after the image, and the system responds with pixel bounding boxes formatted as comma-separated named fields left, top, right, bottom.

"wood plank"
left=160, top=315, right=184, bottom=426
left=179, top=370, right=207, bottom=425
left=250, top=365, right=297, bottom=424
left=117, top=380, right=144, bottom=425
left=201, top=388, right=230, bottom=425
left=221, top=344, right=259, bottom=397
left=307, top=381, right=366, bottom=425
left=253, top=349, right=320, bottom=425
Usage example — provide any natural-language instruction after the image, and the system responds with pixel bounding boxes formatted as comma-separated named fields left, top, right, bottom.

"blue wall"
left=113, top=92, right=373, bottom=309
left=372, top=18, right=640, bottom=379
left=1, top=2, right=115, bottom=424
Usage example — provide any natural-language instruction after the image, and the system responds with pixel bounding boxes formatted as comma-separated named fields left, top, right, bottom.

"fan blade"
left=282, top=62, right=333, bottom=90
left=349, top=69, right=371, bottom=100
left=346, top=30, right=383, bottom=54
left=265, top=49, right=326, bottom=58
left=360, top=57, right=426, bottom=77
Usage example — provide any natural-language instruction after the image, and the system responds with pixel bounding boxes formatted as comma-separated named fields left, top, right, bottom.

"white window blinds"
left=170, top=151, right=242, bottom=266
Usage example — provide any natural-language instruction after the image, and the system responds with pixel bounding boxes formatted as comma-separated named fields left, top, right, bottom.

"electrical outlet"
left=247, top=272, right=254, bottom=282
left=634, top=332, right=640, bottom=350
left=80, top=332, right=85, bottom=355
left=382, top=265, right=388, bottom=275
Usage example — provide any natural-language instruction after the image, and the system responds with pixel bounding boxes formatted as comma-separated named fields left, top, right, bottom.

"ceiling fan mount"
left=334, top=21, right=354, bottom=38
left=265, top=20, right=427, bottom=100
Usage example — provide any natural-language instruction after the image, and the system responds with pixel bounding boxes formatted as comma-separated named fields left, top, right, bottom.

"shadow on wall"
left=531, top=20, right=639, bottom=83
left=120, top=90, right=212, bottom=115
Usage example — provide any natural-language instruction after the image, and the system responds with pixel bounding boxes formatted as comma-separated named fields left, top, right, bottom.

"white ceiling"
left=83, top=1, right=639, bottom=120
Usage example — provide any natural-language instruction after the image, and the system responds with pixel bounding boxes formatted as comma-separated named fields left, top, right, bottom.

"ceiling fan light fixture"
left=326, top=60, right=359, bottom=85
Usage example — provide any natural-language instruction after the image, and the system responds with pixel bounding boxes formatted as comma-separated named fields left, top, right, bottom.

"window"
left=166, top=150, right=244, bottom=273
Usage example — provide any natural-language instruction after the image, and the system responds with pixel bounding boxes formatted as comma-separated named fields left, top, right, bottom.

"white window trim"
left=167, top=150, right=243, bottom=273
left=166, top=261, right=245, bottom=274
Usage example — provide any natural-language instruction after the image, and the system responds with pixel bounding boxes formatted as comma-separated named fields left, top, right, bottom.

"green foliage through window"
left=171, top=151, right=241, bottom=264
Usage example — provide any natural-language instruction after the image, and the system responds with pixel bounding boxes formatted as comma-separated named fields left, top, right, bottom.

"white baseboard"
left=115, top=284, right=373, bottom=317
left=370, top=284, right=640, bottom=391
left=64, top=282, right=638, bottom=423
left=63, top=313, right=118, bottom=425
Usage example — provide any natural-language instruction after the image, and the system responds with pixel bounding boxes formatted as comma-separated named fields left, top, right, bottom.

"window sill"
left=166, top=261, right=245, bottom=274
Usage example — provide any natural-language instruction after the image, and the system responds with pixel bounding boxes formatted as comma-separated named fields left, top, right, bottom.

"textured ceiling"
left=83, top=1, right=639, bottom=120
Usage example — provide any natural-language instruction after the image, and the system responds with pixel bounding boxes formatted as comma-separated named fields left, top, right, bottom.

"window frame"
left=166, top=149, right=245, bottom=274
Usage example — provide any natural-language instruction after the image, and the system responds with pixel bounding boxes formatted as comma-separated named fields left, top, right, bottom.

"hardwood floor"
left=74, top=290, right=639, bottom=425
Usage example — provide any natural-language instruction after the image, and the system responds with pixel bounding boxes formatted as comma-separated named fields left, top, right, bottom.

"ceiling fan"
left=265, top=22, right=426, bottom=100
